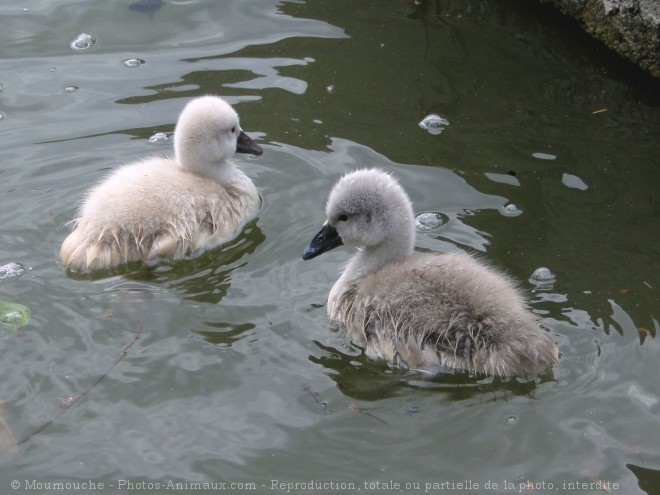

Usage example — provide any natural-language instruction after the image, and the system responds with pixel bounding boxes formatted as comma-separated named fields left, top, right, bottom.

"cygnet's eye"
left=338, top=214, right=348, bottom=222
left=231, top=126, right=236, bottom=134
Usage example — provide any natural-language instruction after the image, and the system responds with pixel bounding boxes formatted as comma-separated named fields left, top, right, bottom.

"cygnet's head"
left=303, top=169, right=416, bottom=260
left=174, top=95, right=262, bottom=176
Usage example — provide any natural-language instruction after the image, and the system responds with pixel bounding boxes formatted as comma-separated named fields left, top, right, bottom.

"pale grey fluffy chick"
left=303, top=169, right=558, bottom=378
left=60, top=96, right=262, bottom=272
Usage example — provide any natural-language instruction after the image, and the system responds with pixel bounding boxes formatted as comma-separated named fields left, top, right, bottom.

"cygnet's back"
left=303, top=169, right=558, bottom=378
left=60, top=96, right=263, bottom=272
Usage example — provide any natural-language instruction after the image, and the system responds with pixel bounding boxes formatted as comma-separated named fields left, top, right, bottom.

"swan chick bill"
left=60, top=95, right=263, bottom=272
left=303, top=168, right=559, bottom=379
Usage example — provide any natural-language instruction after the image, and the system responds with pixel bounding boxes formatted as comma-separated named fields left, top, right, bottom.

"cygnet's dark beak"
left=302, top=223, right=343, bottom=260
left=236, top=131, right=263, bottom=156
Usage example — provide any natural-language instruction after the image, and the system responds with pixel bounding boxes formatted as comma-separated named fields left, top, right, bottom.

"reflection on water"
left=63, top=220, right=265, bottom=305
left=152, top=221, right=266, bottom=304
left=0, top=0, right=659, bottom=491
left=311, top=337, right=549, bottom=403
left=194, top=322, right=256, bottom=347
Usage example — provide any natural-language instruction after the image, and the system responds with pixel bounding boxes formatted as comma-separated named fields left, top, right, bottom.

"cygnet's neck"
left=344, top=223, right=415, bottom=280
left=176, top=146, right=239, bottom=185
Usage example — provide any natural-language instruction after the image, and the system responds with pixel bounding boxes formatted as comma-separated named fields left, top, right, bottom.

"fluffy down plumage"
left=60, top=95, right=262, bottom=272
left=303, top=169, right=558, bottom=378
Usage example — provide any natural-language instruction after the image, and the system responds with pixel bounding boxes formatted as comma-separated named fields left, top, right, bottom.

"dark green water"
left=1, top=1, right=659, bottom=493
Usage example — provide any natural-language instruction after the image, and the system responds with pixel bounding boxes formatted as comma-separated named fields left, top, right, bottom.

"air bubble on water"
left=0, top=262, right=25, bottom=281
left=499, top=203, right=522, bottom=217
left=326, top=85, right=335, bottom=93
left=415, top=212, right=447, bottom=232
left=507, top=415, right=519, bottom=424
left=532, top=152, right=557, bottom=161
left=123, top=58, right=145, bottom=68
left=530, top=267, right=556, bottom=288
left=70, top=33, right=96, bottom=51
left=532, top=267, right=554, bottom=281
left=418, top=114, right=450, bottom=135
left=64, top=86, right=79, bottom=93
left=148, top=132, right=172, bottom=144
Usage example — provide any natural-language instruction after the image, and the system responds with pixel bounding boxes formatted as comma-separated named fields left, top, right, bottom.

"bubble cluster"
left=148, top=132, right=173, bottom=144
left=414, top=212, right=447, bottom=232
left=0, top=262, right=25, bottom=281
left=418, top=114, right=450, bottom=135
left=529, top=267, right=556, bottom=289
left=499, top=203, right=523, bottom=217
left=70, top=33, right=96, bottom=51
left=123, top=58, right=145, bottom=68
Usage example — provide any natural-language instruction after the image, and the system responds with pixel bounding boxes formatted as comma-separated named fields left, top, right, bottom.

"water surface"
left=1, top=0, right=659, bottom=493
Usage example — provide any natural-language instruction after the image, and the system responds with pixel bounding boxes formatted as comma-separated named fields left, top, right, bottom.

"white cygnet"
left=60, top=95, right=263, bottom=272
left=303, top=169, right=558, bottom=378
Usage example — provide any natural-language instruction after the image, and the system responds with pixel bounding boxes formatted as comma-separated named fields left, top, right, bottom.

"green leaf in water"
left=0, top=300, right=32, bottom=330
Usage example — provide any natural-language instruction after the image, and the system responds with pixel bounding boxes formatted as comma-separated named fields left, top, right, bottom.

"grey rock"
left=539, top=0, right=660, bottom=78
